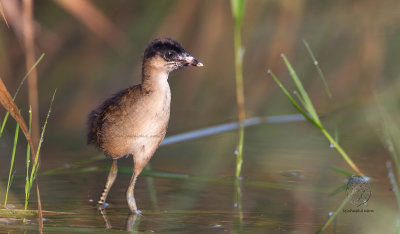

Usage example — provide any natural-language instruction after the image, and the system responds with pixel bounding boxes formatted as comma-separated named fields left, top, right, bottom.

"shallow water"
left=0, top=119, right=398, bottom=233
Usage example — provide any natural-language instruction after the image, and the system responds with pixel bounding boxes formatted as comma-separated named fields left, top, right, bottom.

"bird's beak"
left=181, top=53, right=203, bottom=67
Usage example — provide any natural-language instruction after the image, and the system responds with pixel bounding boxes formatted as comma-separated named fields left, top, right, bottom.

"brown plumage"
left=87, top=38, right=203, bottom=213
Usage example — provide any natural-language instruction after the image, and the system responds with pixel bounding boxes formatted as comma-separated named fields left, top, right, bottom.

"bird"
left=87, top=38, right=203, bottom=213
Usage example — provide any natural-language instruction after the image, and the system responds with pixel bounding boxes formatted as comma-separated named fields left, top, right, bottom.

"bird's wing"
left=86, top=84, right=142, bottom=146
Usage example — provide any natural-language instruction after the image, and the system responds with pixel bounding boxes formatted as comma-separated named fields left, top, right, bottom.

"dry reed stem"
left=0, top=0, right=9, bottom=27
left=0, top=78, right=35, bottom=154
left=23, top=0, right=39, bottom=147
left=54, top=0, right=127, bottom=48
left=22, top=0, right=43, bottom=231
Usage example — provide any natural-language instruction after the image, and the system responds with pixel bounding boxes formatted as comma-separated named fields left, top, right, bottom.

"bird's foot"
left=133, top=209, right=142, bottom=215
left=131, top=209, right=144, bottom=218
left=97, top=201, right=110, bottom=210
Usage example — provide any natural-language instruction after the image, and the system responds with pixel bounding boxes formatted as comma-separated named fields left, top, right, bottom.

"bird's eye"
left=165, top=51, right=174, bottom=59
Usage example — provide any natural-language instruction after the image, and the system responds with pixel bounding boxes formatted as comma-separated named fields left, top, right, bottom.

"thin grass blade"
left=14, top=53, right=45, bottom=100
left=0, top=112, right=9, bottom=136
left=293, top=90, right=306, bottom=108
left=321, top=129, right=363, bottom=176
left=268, top=70, right=319, bottom=127
left=317, top=197, right=349, bottom=233
left=4, top=123, right=19, bottom=206
left=331, top=167, right=354, bottom=177
left=281, top=54, right=321, bottom=125
left=303, top=40, right=332, bottom=99
left=25, top=106, right=32, bottom=210
left=29, top=90, right=57, bottom=187
left=269, top=64, right=363, bottom=176
left=0, top=78, right=35, bottom=155
left=0, top=53, right=44, bottom=137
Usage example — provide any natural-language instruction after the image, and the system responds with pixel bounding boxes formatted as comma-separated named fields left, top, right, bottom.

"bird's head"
left=143, top=38, right=203, bottom=74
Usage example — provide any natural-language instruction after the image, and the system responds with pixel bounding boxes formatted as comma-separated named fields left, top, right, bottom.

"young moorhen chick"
left=87, top=38, right=203, bottom=213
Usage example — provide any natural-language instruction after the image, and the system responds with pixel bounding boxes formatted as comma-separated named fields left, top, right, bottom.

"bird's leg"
left=127, top=154, right=148, bottom=213
left=126, top=170, right=139, bottom=213
left=98, top=159, right=118, bottom=207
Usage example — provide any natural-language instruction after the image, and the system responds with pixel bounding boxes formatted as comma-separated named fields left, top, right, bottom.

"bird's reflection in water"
left=126, top=213, right=141, bottom=232
left=99, top=207, right=141, bottom=231
left=98, top=207, right=112, bottom=229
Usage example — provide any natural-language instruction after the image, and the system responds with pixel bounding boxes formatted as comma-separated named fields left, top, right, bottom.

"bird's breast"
left=125, top=83, right=171, bottom=156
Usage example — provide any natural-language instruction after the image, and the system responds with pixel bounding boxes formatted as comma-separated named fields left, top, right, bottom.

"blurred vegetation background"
left=0, top=0, right=400, bottom=232
left=0, top=0, right=399, bottom=162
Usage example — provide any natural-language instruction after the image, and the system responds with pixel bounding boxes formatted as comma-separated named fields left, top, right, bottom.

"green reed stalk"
left=236, top=124, right=244, bottom=178
left=231, top=3, right=246, bottom=232
left=231, top=0, right=246, bottom=179
left=4, top=123, right=19, bottom=207
left=24, top=107, right=32, bottom=210
left=24, top=90, right=56, bottom=210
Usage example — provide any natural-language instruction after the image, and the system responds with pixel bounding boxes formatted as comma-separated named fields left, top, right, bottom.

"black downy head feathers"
left=143, top=38, right=187, bottom=62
